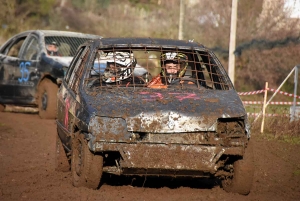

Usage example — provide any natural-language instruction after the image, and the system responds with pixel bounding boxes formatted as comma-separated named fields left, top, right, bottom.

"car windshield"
left=84, top=48, right=231, bottom=90
left=45, top=36, right=93, bottom=57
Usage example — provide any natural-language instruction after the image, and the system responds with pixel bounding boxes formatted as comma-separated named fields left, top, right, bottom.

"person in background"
left=46, top=41, right=60, bottom=56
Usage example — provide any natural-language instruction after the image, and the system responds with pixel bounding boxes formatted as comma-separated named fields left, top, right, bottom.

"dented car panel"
left=85, top=88, right=246, bottom=134
left=57, top=37, right=251, bottom=183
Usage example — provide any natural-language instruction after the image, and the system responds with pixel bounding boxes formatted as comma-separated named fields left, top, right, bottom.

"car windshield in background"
left=84, top=48, right=231, bottom=90
left=45, top=36, right=94, bottom=57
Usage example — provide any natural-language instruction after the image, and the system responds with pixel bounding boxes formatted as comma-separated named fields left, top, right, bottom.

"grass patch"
left=293, top=169, right=300, bottom=176
left=279, top=135, right=300, bottom=144
left=250, top=114, right=300, bottom=145
left=245, top=105, right=291, bottom=115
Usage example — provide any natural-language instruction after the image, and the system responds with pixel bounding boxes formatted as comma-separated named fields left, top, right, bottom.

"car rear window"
left=84, top=48, right=231, bottom=90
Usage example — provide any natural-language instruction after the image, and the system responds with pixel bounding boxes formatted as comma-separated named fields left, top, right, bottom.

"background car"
left=56, top=37, right=254, bottom=195
left=0, top=30, right=100, bottom=118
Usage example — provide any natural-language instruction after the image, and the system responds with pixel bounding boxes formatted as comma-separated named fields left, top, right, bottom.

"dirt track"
left=0, top=112, right=300, bottom=201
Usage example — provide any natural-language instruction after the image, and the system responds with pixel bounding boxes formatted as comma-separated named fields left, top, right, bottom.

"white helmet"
left=99, top=52, right=136, bottom=83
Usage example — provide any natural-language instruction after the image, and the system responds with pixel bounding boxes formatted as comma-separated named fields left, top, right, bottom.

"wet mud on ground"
left=0, top=112, right=300, bottom=201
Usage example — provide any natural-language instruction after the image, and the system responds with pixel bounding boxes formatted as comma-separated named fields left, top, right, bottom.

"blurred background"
left=0, top=0, right=299, bottom=93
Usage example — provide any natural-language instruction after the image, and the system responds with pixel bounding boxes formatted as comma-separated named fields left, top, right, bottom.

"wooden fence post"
left=261, top=82, right=268, bottom=133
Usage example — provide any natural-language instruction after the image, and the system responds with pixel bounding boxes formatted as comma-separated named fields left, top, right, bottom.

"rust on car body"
left=56, top=37, right=254, bottom=195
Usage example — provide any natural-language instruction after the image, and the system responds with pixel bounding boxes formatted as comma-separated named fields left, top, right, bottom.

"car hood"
left=85, top=88, right=246, bottom=133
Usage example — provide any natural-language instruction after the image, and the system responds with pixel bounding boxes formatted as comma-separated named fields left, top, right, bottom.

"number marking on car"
left=18, top=61, right=30, bottom=83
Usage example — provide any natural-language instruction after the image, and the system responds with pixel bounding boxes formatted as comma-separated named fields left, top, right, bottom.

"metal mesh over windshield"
left=84, top=47, right=232, bottom=90
left=45, top=36, right=93, bottom=57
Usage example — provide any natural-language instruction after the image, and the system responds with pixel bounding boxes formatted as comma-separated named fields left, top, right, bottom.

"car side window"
left=20, top=36, right=40, bottom=60
left=65, top=47, right=86, bottom=83
left=3, top=37, right=27, bottom=57
left=68, top=47, right=90, bottom=92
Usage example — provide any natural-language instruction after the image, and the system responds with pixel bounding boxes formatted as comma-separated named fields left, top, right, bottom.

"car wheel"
left=71, top=133, right=103, bottom=189
left=0, top=104, right=5, bottom=112
left=55, top=132, right=70, bottom=172
left=221, top=141, right=254, bottom=195
left=38, top=79, right=58, bottom=119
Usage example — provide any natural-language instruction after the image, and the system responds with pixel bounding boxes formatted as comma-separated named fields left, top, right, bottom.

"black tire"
left=38, top=79, right=58, bottom=119
left=0, top=104, right=5, bottom=112
left=222, top=141, right=254, bottom=195
left=71, top=133, right=103, bottom=189
left=55, top=132, right=70, bottom=172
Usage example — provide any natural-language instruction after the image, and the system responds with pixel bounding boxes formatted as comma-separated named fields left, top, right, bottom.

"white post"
left=60, top=0, right=66, bottom=7
left=253, top=66, right=296, bottom=123
left=261, top=82, right=268, bottom=133
left=291, top=65, right=299, bottom=121
left=178, top=0, right=184, bottom=40
left=228, top=0, right=238, bottom=86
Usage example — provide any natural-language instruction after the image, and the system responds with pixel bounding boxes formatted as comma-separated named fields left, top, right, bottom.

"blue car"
left=0, top=30, right=100, bottom=118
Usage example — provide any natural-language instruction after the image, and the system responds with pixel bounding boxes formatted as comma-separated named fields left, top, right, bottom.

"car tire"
left=55, top=132, right=70, bottom=172
left=0, top=104, right=5, bottom=112
left=221, top=141, right=254, bottom=195
left=38, top=79, right=58, bottom=119
left=71, top=133, right=103, bottom=189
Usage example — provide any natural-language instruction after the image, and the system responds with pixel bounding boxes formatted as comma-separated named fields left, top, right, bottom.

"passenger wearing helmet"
left=89, top=51, right=145, bottom=87
left=147, top=52, right=188, bottom=88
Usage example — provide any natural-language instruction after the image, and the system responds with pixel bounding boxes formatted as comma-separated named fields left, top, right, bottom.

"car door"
left=0, top=34, right=27, bottom=102
left=14, top=34, right=41, bottom=102
left=57, top=46, right=89, bottom=148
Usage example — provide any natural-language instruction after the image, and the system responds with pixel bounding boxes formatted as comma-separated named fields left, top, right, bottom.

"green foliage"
left=71, top=0, right=110, bottom=12
left=0, top=0, right=57, bottom=40
left=250, top=113, right=300, bottom=143
left=294, top=169, right=300, bottom=176
left=38, top=0, right=56, bottom=15
left=0, top=0, right=299, bottom=93
left=128, top=0, right=158, bottom=11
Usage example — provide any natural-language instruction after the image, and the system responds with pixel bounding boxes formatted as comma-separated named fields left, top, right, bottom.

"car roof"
left=87, top=37, right=206, bottom=49
left=11, top=30, right=100, bottom=39
left=34, top=30, right=101, bottom=38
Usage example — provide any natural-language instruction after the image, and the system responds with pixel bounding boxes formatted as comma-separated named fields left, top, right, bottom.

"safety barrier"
left=247, top=113, right=290, bottom=117
left=243, top=101, right=300, bottom=105
left=238, top=88, right=300, bottom=105
left=238, top=87, right=298, bottom=118
left=241, top=66, right=300, bottom=133
left=238, top=88, right=300, bottom=99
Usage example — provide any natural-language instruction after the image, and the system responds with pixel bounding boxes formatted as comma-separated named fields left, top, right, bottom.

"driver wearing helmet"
left=98, top=51, right=144, bottom=86
left=147, top=52, right=188, bottom=88
left=46, top=41, right=60, bottom=56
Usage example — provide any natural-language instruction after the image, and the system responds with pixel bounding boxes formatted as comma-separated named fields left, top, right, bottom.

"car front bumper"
left=91, top=141, right=244, bottom=174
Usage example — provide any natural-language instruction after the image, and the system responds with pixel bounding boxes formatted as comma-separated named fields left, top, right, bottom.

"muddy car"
left=0, top=30, right=100, bottom=118
left=56, top=38, right=254, bottom=195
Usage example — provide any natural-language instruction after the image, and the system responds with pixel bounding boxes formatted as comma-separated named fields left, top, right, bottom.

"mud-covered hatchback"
left=56, top=38, right=254, bottom=195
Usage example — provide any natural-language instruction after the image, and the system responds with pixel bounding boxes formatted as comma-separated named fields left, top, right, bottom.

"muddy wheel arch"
left=221, top=141, right=255, bottom=195
left=71, top=132, right=103, bottom=189
left=0, top=104, right=5, bottom=112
